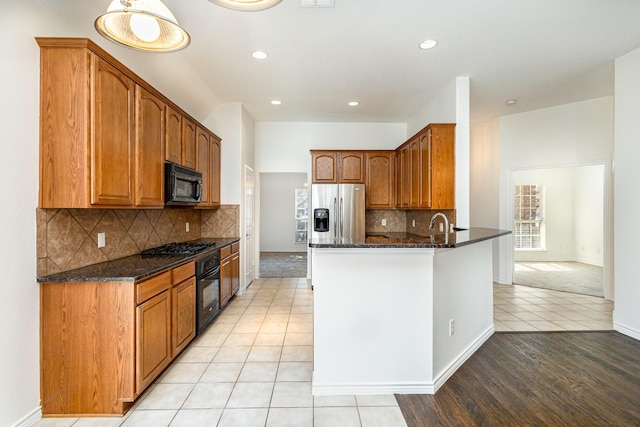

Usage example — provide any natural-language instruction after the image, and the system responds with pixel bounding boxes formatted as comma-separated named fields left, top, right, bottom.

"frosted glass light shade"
left=209, top=0, right=282, bottom=11
left=95, top=0, right=190, bottom=52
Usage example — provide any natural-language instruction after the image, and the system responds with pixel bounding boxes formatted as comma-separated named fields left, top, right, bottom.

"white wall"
left=260, top=173, right=308, bottom=252
left=493, top=96, right=614, bottom=285
left=0, top=2, right=68, bottom=425
left=573, top=165, right=605, bottom=266
left=613, top=46, right=640, bottom=339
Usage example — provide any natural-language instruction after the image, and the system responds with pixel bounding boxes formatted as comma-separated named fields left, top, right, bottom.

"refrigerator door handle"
left=340, top=197, right=344, bottom=240
left=333, top=197, right=338, bottom=241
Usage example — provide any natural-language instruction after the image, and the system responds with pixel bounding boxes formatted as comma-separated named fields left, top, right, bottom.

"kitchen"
left=3, top=1, right=640, bottom=426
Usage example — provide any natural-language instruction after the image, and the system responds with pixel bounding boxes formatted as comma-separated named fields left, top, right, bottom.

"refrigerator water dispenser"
left=314, top=208, right=330, bottom=232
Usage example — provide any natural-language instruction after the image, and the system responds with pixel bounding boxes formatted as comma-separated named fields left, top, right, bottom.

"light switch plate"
left=186, top=222, right=190, bottom=232
left=97, top=232, right=105, bottom=248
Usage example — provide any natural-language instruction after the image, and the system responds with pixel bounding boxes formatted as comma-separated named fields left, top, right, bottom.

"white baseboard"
left=614, top=321, right=640, bottom=341
left=10, top=407, right=41, bottom=427
left=312, top=326, right=495, bottom=396
left=431, top=325, right=495, bottom=393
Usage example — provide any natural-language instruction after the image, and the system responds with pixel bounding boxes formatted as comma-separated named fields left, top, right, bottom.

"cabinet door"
left=365, top=152, right=395, bottom=209
left=136, top=290, right=171, bottom=393
left=430, top=125, right=456, bottom=209
left=165, top=105, right=182, bottom=164
left=91, top=55, right=135, bottom=206
left=312, top=152, right=338, bottom=183
left=400, top=146, right=411, bottom=208
left=220, top=256, right=232, bottom=308
left=231, top=250, right=240, bottom=295
left=172, top=277, right=196, bottom=357
left=181, top=118, right=197, bottom=169
left=419, top=130, right=432, bottom=208
left=339, top=152, right=365, bottom=183
left=210, top=137, right=221, bottom=207
left=196, top=127, right=211, bottom=207
left=135, top=87, right=165, bottom=207
left=409, top=138, right=420, bottom=207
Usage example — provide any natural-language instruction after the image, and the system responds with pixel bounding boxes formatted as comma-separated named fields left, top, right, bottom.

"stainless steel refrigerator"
left=311, top=183, right=365, bottom=242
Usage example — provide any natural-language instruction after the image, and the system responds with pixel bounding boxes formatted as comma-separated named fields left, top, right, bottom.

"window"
left=514, top=184, right=545, bottom=250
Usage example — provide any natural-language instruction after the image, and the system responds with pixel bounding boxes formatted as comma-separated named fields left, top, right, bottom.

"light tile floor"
left=34, top=280, right=613, bottom=427
left=35, top=277, right=407, bottom=427
left=494, top=283, right=614, bottom=331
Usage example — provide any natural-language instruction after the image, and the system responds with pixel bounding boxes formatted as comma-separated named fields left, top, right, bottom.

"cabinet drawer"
left=231, top=242, right=240, bottom=254
left=172, top=261, right=195, bottom=285
left=137, top=271, right=171, bottom=304
left=220, top=245, right=231, bottom=259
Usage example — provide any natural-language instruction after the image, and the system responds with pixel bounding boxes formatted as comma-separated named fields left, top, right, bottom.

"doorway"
left=259, top=172, right=308, bottom=278
left=512, top=164, right=608, bottom=298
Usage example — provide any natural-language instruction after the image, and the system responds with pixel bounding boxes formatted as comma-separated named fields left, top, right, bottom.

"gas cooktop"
left=141, top=241, right=218, bottom=257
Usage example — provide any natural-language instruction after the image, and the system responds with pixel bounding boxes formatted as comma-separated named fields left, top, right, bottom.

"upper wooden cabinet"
left=365, top=151, right=395, bottom=209
left=135, top=87, right=165, bottom=207
left=311, top=150, right=365, bottom=183
left=37, top=37, right=222, bottom=209
left=165, top=105, right=182, bottom=165
left=181, top=118, right=197, bottom=169
left=196, top=128, right=221, bottom=208
left=395, top=123, right=455, bottom=209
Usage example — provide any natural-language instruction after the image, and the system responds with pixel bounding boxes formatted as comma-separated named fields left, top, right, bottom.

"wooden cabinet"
left=40, top=261, right=196, bottom=416
left=135, top=87, right=165, bottom=207
left=196, top=128, right=222, bottom=208
left=231, top=242, right=240, bottom=295
left=92, top=56, right=136, bottom=206
left=395, top=123, right=455, bottom=209
left=311, top=151, right=365, bottom=183
left=165, top=105, right=182, bottom=164
left=181, top=118, right=197, bottom=169
left=220, top=245, right=232, bottom=308
left=365, top=151, right=395, bottom=209
left=37, top=38, right=222, bottom=209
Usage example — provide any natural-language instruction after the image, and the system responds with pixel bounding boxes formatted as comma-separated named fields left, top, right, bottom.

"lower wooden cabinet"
left=220, top=242, right=240, bottom=309
left=231, top=243, right=240, bottom=295
left=40, top=261, right=196, bottom=416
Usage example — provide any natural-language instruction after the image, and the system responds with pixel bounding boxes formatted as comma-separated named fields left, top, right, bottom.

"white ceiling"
left=37, top=0, right=640, bottom=123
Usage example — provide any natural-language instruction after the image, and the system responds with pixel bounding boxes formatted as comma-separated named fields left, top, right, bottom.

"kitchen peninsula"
left=309, top=227, right=509, bottom=395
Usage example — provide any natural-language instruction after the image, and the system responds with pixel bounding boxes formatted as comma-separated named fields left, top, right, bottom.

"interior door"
left=245, top=165, right=255, bottom=287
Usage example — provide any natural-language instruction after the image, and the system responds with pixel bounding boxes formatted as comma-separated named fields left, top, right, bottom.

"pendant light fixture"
left=209, top=0, right=282, bottom=12
left=95, top=0, right=190, bottom=52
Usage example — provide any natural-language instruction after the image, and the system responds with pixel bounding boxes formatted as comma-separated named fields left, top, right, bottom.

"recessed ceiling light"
left=209, top=0, right=282, bottom=11
left=348, top=101, right=359, bottom=107
left=506, top=99, right=517, bottom=106
left=271, top=100, right=282, bottom=105
left=419, top=39, right=438, bottom=50
left=252, top=50, right=268, bottom=59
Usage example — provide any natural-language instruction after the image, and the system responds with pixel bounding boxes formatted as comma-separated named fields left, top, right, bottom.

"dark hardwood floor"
left=396, top=332, right=640, bottom=426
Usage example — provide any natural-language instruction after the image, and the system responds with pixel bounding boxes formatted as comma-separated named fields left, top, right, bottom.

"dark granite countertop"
left=309, top=227, right=510, bottom=249
left=37, top=238, right=240, bottom=283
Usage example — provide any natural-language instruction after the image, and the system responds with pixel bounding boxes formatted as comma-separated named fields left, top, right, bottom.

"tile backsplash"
left=365, top=209, right=456, bottom=236
left=37, top=205, right=239, bottom=277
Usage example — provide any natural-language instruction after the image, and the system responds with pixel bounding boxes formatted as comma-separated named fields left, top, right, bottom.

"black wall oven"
left=195, top=251, right=221, bottom=334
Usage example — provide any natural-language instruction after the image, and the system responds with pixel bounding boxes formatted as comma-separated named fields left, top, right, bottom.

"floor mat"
left=260, top=252, right=307, bottom=278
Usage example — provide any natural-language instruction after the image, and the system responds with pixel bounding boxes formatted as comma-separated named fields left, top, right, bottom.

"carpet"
left=260, top=252, right=307, bottom=278
left=514, top=261, right=604, bottom=297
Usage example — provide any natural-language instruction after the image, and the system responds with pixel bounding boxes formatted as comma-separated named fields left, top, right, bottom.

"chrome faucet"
left=429, top=212, right=449, bottom=233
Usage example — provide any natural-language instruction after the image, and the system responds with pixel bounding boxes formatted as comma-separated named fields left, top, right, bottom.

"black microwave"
left=165, top=162, right=202, bottom=206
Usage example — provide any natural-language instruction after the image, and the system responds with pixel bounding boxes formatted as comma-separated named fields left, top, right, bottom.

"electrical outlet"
left=412, top=219, right=416, bottom=227
left=186, top=222, right=190, bottom=232
left=381, top=219, right=386, bottom=226
left=449, top=318, right=455, bottom=336
left=97, top=232, right=106, bottom=248
left=450, top=223, right=454, bottom=233
left=439, top=223, right=444, bottom=232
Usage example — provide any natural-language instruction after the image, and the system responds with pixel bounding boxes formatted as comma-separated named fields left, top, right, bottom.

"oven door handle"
left=200, top=266, right=220, bottom=280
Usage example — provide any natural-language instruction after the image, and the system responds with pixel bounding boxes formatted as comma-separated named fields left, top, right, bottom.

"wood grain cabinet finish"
left=135, top=87, right=165, bottom=207
left=196, top=128, right=222, bottom=208
left=231, top=242, right=240, bottom=295
left=395, top=123, right=455, bottom=209
left=36, top=37, right=222, bottom=209
left=365, top=151, right=395, bottom=209
left=311, top=150, right=365, bottom=184
left=165, top=105, right=182, bottom=165
left=220, top=252, right=232, bottom=308
left=40, top=261, right=196, bottom=416
left=220, top=243, right=240, bottom=308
